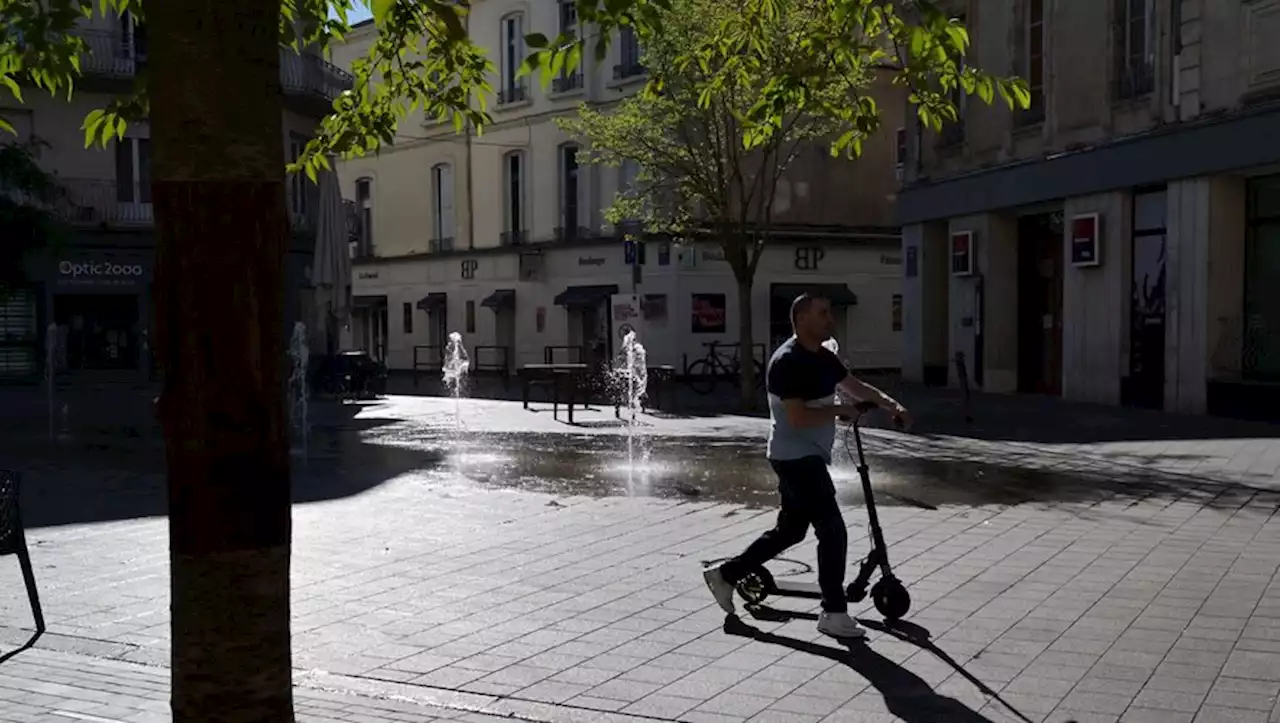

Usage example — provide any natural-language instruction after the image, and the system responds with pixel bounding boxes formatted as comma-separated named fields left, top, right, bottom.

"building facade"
left=0, top=12, right=352, bottom=381
left=898, top=0, right=1280, bottom=422
left=333, top=0, right=908, bottom=376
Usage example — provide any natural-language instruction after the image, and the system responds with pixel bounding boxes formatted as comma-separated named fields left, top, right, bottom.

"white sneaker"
left=703, top=565, right=736, bottom=614
left=817, top=611, right=866, bottom=639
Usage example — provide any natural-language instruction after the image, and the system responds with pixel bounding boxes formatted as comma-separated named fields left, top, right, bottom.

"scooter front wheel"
left=871, top=578, right=911, bottom=620
left=735, top=566, right=774, bottom=606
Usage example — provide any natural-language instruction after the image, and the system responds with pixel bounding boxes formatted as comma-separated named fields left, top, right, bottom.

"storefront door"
left=1016, top=212, right=1064, bottom=396
left=1125, top=189, right=1168, bottom=409
left=53, top=294, right=140, bottom=371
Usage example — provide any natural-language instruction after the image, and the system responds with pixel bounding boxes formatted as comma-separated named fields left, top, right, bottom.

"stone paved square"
left=2, top=392, right=1279, bottom=722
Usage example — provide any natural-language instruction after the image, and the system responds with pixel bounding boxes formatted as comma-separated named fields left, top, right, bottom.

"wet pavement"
left=2, top=394, right=1280, bottom=722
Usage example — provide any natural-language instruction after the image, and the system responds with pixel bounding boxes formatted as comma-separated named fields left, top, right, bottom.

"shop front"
left=45, top=249, right=153, bottom=377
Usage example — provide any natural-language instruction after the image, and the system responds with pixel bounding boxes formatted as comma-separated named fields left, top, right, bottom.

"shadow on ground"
left=724, top=614, right=1020, bottom=723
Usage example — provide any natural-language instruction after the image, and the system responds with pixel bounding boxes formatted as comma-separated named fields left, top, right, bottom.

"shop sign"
left=691, top=293, right=727, bottom=334
left=1070, top=212, right=1102, bottom=267
left=578, top=256, right=606, bottom=266
left=794, top=247, right=824, bottom=271
left=357, top=270, right=379, bottom=280
left=701, top=247, right=725, bottom=262
left=950, top=231, right=975, bottom=276
left=460, top=259, right=478, bottom=279
left=56, top=258, right=147, bottom=288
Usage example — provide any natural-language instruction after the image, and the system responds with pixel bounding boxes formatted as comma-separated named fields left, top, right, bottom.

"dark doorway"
left=1016, top=212, right=1064, bottom=395
left=580, top=301, right=611, bottom=366
left=53, top=294, right=140, bottom=371
left=1123, top=189, right=1167, bottom=409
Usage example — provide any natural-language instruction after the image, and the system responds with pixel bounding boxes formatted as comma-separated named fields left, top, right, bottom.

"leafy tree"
left=0, top=138, right=64, bottom=291
left=0, top=0, right=1026, bottom=719
left=557, top=0, right=1026, bottom=405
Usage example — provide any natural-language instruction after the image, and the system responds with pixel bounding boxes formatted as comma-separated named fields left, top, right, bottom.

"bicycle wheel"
left=685, top=359, right=718, bottom=395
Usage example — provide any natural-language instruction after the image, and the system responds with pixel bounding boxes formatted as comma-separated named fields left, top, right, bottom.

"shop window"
left=1245, top=177, right=1280, bottom=380
left=465, top=300, right=476, bottom=334
left=402, top=302, right=413, bottom=334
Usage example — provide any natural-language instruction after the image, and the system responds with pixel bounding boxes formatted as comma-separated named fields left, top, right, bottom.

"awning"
left=553, top=284, right=619, bottom=307
left=415, top=292, right=447, bottom=312
left=481, top=288, right=515, bottom=310
left=771, top=283, right=857, bottom=306
left=351, top=295, right=387, bottom=310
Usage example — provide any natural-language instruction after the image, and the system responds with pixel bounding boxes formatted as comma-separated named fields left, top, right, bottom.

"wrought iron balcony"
left=429, top=237, right=455, bottom=252
left=50, top=179, right=152, bottom=226
left=1114, top=61, right=1155, bottom=101
left=938, top=120, right=965, bottom=148
left=551, top=73, right=584, bottom=93
left=500, top=230, right=528, bottom=246
left=73, top=29, right=145, bottom=78
left=279, top=49, right=355, bottom=103
left=555, top=225, right=595, bottom=241
left=71, top=26, right=353, bottom=103
left=497, top=85, right=528, bottom=105
left=612, top=62, right=645, bottom=80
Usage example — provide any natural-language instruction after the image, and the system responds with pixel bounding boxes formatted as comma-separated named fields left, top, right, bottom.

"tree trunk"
left=148, top=1, right=294, bottom=721
left=736, top=275, right=758, bottom=411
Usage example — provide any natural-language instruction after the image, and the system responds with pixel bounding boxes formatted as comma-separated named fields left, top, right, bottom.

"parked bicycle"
left=684, top=341, right=764, bottom=395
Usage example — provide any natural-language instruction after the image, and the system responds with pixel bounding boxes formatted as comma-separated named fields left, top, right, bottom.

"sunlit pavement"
left=2, top=393, right=1280, bottom=722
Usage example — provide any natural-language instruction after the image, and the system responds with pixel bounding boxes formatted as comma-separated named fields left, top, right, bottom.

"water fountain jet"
left=442, top=331, right=470, bottom=431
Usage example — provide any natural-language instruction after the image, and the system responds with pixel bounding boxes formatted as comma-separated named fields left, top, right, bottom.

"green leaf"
left=371, top=0, right=394, bottom=25
left=525, top=33, right=549, bottom=49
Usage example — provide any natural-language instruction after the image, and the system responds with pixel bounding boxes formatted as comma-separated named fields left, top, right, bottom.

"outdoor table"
left=520, top=363, right=589, bottom=423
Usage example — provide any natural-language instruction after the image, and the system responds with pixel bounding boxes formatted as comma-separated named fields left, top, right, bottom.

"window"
left=939, top=15, right=967, bottom=146
left=560, top=144, right=579, bottom=239
left=1114, top=0, right=1154, bottom=99
left=465, top=300, right=476, bottom=334
left=615, top=26, right=642, bottom=79
left=119, top=11, right=148, bottom=64
left=431, top=163, right=455, bottom=246
left=355, top=177, right=373, bottom=256
left=503, top=151, right=525, bottom=243
left=499, top=14, right=526, bottom=103
left=551, top=2, right=583, bottom=92
left=894, top=128, right=906, bottom=170
left=1245, top=178, right=1280, bottom=380
left=288, top=135, right=309, bottom=224
left=1018, top=0, right=1046, bottom=124
left=115, top=137, right=151, bottom=204
left=892, top=294, right=903, bottom=332
left=402, top=302, right=413, bottom=334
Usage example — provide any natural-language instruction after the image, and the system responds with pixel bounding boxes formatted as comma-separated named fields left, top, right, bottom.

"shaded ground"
left=2, top=393, right=1280, bottom=722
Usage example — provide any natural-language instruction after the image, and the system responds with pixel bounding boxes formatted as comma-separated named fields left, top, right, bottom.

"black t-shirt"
left=766, top=336, right=849, bottom=401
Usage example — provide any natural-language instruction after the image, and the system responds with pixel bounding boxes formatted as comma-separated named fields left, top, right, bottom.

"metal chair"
left=0, top=470, right=45, bottom=634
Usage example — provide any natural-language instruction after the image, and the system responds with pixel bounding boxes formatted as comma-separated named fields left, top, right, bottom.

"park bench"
left=520, top=363, right=589, bottom=423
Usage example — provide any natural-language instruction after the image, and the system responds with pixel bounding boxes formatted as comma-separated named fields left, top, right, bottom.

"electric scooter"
left=733, top=401, right=912, bottom=621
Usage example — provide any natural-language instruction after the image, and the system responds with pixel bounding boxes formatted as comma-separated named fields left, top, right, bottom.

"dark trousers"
left=722, top=456, right=848, bottom=612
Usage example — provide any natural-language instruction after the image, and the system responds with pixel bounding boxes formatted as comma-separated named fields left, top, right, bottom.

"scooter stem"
left=852, top=415, right=894, bottom=575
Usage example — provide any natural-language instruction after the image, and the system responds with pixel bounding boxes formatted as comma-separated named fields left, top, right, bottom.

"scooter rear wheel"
left=735, top=566, right=774, bottom=606
left=871, top=578, right=911, bottom=620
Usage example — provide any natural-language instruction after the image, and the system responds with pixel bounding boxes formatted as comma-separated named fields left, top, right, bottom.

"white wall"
left=351, top=238, right=904, bottom=372
left=1060, top=192, right=1129, bottom=404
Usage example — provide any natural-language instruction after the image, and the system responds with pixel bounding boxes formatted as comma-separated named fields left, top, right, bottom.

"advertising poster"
left=691, top=293, right=727, bottom=334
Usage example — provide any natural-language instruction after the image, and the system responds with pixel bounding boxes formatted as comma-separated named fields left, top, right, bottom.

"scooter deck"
left=772, top=580, right=823, bottom=599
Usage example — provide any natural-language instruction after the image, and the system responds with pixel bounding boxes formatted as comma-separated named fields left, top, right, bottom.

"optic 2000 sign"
left=58, top=260, right=145, bottom=278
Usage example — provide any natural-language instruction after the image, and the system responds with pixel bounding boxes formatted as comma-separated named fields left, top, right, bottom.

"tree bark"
left=736, top=274, right=758, bottom=411
left=147, top=1, right=294, bottom=721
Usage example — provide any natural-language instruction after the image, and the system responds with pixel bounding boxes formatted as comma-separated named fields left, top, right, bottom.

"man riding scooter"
left=703, top=293, right=912, bottom=639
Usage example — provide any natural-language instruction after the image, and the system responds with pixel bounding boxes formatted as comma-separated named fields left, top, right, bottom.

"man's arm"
left=837, top=373, right=913, bottom=430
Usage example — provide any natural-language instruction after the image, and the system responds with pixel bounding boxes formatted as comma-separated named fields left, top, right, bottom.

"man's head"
left=790, top=293, right=835, bottom=342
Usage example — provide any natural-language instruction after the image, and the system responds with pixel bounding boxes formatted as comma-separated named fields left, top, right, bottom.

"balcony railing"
left=279, top=49, right=355, bottom=102
left=1114, top=61, right=1155, bottom=101
left=552, top=73, right=584, bottom=93
left=51, top=179, right=152, bottom=226
left=430, top=237, right=454, bottom=252
left=498, top=85, right=528, bottom=105
left=44, top=178, right=316, bottom=231
left=555, top=225, right=593, bottom=241
left=613, top=61, right=645, bottom=80
left=500, top=230, right=528, bottom=246
left=72, top=27, right=353, bottom=100
left=72, top=29, right=147, bottom=78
